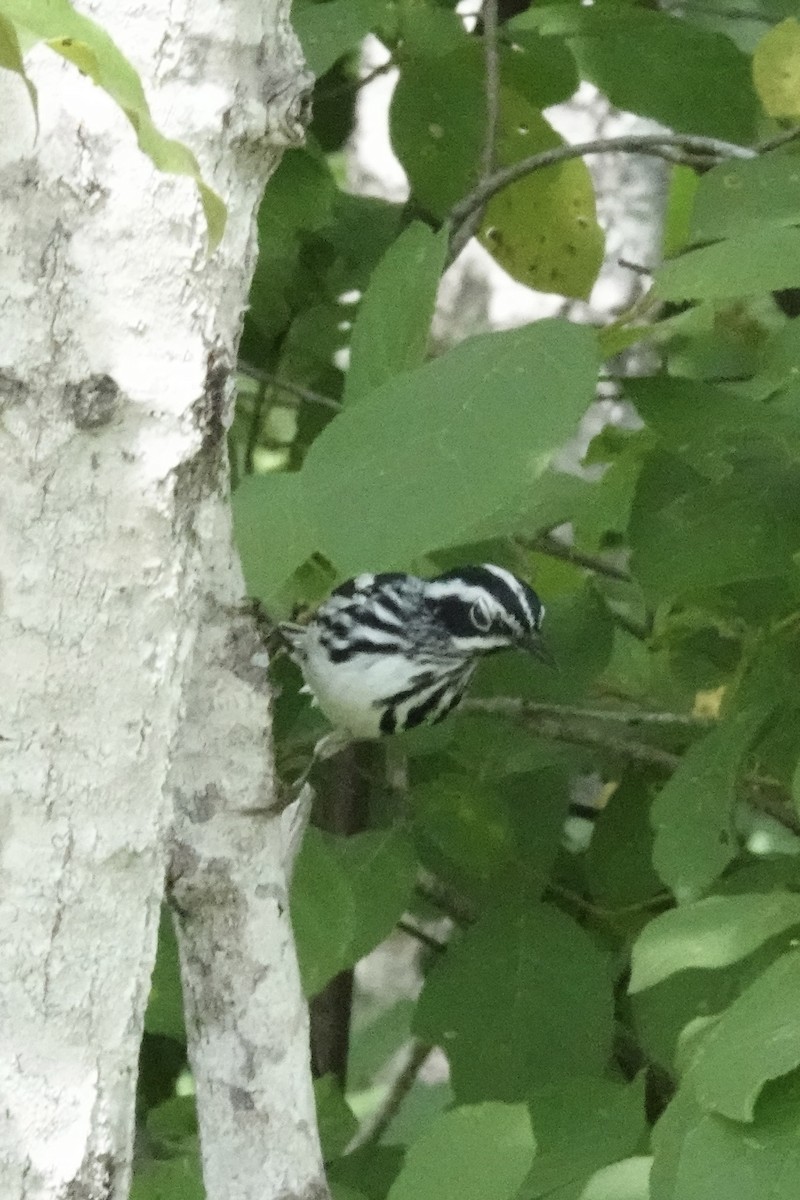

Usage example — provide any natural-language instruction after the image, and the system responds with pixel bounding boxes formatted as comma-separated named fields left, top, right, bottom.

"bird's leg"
left=270, top=730, right=354, bottom=814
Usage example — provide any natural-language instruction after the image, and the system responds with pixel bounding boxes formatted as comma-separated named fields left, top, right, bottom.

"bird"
left=280, top=564, right=550, bottom=741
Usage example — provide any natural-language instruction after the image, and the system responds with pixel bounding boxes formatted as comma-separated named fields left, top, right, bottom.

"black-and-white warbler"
left=281, top=564, right=550, bottom=740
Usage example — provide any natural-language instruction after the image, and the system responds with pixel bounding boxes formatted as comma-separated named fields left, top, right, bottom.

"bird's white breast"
left=299, top=625, right=423, bottom=738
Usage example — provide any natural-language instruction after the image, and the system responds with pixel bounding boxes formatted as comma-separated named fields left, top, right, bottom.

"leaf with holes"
left=479, top=93, right=603, bottom=300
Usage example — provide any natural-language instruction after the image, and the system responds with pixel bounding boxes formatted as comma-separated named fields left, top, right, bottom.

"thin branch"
left=757, top=125, right=800, bottom=153
left=316, top=58, right=395, bottom=101
left=448, top=0, right=502, bottom=264
left=237, top=363, right=343, bottom=412
left=348, top=1039, right=435, bottom=1151
left=449, top=133, right=756, bottom=234
left=463, top=700, right=800, bottom=839
left=397, top=918, right=447, bottom=954
left=462, top=698, right=714, bottom=729
left=416, top=872, right=476, bottom=926
left=618, top=258, right=654, bottom=277
left=605, top=604, right=653, bottom=643
left=525, top=533, right=633, bottom=583
left=660, top=1, right=773, bottom=21
left=244, top=377, right=268, bottom=476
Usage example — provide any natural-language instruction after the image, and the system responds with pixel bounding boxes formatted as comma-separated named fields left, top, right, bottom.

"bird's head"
left=424, top=564, right=551, bottom=662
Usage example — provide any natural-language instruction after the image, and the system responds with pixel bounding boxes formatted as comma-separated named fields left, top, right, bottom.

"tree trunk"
left=0, top=2, right=321, bottom=1197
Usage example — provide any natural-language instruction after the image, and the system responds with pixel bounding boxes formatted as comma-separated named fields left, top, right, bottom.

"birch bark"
left=0, top=1, right=321, bottom=1197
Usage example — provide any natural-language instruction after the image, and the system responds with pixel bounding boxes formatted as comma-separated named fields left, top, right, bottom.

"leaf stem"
left=237, top=363, right=343, bottom=412
left=462, top=698, right=713, bottom=728
left=348, top=1039, right=435, bottom=1150
left=525, top=533, right=633, bottom=583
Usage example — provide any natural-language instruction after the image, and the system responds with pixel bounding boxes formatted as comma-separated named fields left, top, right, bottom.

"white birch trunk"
left=0, top=1, right=322, bottom=1197
left=167, top=504, right=325, bottom=1200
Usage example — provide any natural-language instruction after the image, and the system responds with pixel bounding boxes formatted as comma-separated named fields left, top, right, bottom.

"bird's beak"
left=526, top=634, right=556, bottom=668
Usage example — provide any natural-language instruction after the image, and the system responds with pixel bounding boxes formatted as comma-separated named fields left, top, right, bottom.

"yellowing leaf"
left=753, top=18, right=800, bottom=120
left=4, top=0, right=226, bottom=248
left=0, top=12, right=36, bottom=117
left=479, top=93, right=604, bottom=300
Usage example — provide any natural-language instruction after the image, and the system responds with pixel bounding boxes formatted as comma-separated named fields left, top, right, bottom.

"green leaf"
left=294, top=0, right=390, bottom=77
left=632, top=924, right=800, bottom=1074
left=663, top=165, right=699, bottom=259
left=655, top=228, right=800, bottom=301
left=690, top=156, right=800, bottom=244
left=0, top=12, right=36, bottom=116
left=651, top=1074, right=800, bottom=1200
left=328, top=1146, right=406, bottom=1200
left=291, top=826, right=356, bottom=997
left=291, top=826, right=416, bottom=996
left=391, top=35, right=577, bottom=214
left=414, top=901, right=614, bottom=1101
left=232, top=472, right=317, bottom=609
left=144, top=909, right=185, bottom=1042
left=629, top=450, right=800, bottom=599
left=650, top=705, right=774, bottom=901
left=391, top=41, right=600, bottom=298
left=302, top=320, right=597, bottom=574
left=586, top=776, right=662, bottom=912
left=522, top=1077, right=646, bottom=1199
left=689, top=949, right=800, bottom=1121
left=625, top=375, right=800, bottom=480
left=4, top=0, right=225, bottom=247
left=391, top=45, right=484, bottom=218
left=386, top=1103, right=535, bottom=1200
left=146, top=1096, right=198, bottom=1156
left=337, top=826, right=417, bottom=964
left=315, top=1074, right=359, bottom=1160
left=571, top=8, right=758, bottom=143
left=630, top=893, right=800, bottom=993
left=579, top=1158, right=652, bottom=1200
left=409, top=773, right=516, bottom=899
left=514, top=5, right=758, bottom=141
left=753, top=17, right=800, bottom=119
left=476, top=584, right=615, bottom=706
left=344, top=222, right=448, bottom=405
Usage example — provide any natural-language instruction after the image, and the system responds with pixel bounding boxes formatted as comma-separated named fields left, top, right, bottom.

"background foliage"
left=39, top=0, right=798, bottom=1194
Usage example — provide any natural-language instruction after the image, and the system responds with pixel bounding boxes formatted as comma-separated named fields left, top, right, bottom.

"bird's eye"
left=470, top=598, right=493, bottom=631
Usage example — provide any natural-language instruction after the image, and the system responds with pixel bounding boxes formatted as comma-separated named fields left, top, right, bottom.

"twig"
left=316, top=58, right=395, bottom=101
left=397, top=918, right=447, bottom=954
left=605, top=604, right=653, bottom=643
left=660, top=2, right=772, bottom=22
left=757, top=126, right=800, bottom=153
left=462, top=701, right=800, bottom=839
left=461, top=698, right=714, bottom=729
left=525, top=533, right=632, bottom=583
left=348, top=1039, right=435, bottom=1150
left=237, top=363, right=343, bottom=412
left=416, top=872, right=476, bottom=926
left=448, top=0, right=502, bottom=264
left=449, top=133, right=756, bottom=235
left=244, top=376, right=268, bottom=475
left=618, top=258, right=654, bottom=277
